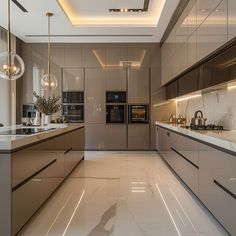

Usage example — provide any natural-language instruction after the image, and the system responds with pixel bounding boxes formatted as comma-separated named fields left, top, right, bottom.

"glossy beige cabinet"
left=85, top=69, right=106, bottom=124
left=196, top=0, right=223, bottom=27
left=82, top=48, right=106, bottom=68
left=161, top=0, right=233, bottom=85
left=104, top=125, right=127, bottom=150
left=64, top=46, right=82, bottom=68
left=228, top=0, right=236, bottom=41
left=128, top=124, right=149, bottom=150
left=199, top=143, right=236, bottom=236
left=63, top=68, right=84, bottom=91
left=106, top=68, right=126, bottom=91
left=10, top=127, right=85, bottom=235
left=197, top=0, right=227, bottom=61
left=128, top=69, right=150, bottom=103
left=156, top=125, right=236, bottom=235
left=12, top=158, right=59, bottom=235
left=156, top=126, right=199, bottom=195
left=85, top=124, right=106, bottom=150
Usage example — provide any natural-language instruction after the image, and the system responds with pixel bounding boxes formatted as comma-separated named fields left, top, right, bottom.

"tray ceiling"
left=0, top=0, right=180, bottom=43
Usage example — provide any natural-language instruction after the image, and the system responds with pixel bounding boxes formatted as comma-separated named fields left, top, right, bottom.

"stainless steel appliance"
left=106, top=91, right=126, bottom=103
left=128, top=105, right=149, bottom=123
left=63, top=91, right=84, bottom=123
left=22, top=104, right=36, bottom=118
left=191, top=110, right=207, bottom=126
left=63, top=104, right=84, bottom=123
left=106, top=91, right=127, bottom=124
left=63, top=91, right=84, bottom=104
left=106, top=105, right=126, bottom=123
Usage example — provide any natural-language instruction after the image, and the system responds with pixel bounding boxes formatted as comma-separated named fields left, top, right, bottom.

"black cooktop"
left=184, top=124, right=224, bottom=131
left=0, top=127, right=55, bottom=135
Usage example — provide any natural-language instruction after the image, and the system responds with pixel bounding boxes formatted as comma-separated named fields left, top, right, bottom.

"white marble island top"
left=156, top=121, right=236, bottom=154
left=0, top=124, right=84, bottom=152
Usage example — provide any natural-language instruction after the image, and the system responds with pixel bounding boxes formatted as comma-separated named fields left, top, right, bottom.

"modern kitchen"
left=0, top=0, right=236, bottom=235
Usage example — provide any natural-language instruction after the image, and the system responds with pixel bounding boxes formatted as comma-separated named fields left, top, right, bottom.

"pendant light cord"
left=46, top=12, right=53, bottom=91
left=8, top=0, right=11, bottom=54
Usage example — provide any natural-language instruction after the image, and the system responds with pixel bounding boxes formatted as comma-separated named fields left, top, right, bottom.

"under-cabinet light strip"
left=175, top=94, right=201, bottom=102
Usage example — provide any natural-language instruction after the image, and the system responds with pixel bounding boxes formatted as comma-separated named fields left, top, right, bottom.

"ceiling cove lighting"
left=41, top=13, right=58, bottom=92
left=175, top=94, right=202, bottom=102
left=0, top=0, right=25, bottom=80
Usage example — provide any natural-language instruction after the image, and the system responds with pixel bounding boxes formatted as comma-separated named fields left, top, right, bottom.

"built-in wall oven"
left=128, top=105, right=149, bottom=123
left=62, top=91, right=84, bottom=123
left=106, top=91, right=126, bottom=124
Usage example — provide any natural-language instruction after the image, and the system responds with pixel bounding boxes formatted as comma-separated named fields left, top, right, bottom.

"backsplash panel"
left=176, top=88, right=236, bottom=130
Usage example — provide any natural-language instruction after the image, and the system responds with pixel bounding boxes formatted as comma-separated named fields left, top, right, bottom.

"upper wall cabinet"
left=64, top=46, right=82, bottom=68
left=197, top=0, right=227, bottom=62
left=178, top=68, right=200, bottom=96
left=228, top=0, right=236, bottom=41
left=187, top=0, right=197, bottom=36
left=128, top=69, right=150, bottom=103
left=82, top=48, right=106, bottom=68
left=196, top=0, right=223, bottom=27
left=127, top=47, right=151, bottom=68
left=63, top=68, right=84, bottom=91
left=200, top=44, right=236, bottom=89
left=106, top=69, right=126, bottom=91
left=85, top=69, right=106, bottom=124
left=106, top=47, right=127, bottom=68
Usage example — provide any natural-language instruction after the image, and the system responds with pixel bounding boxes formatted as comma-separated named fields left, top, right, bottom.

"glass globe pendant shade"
left=0, top=52, right=25, bottom=80
left=41, top=73, right=58, bottom=91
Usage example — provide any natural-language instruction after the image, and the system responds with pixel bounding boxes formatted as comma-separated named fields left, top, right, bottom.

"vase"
left=45, top=115, right=52, bottom=125
left=34, top=111, right=41, bottom=126
left=41, top=113, right=45, bottom=126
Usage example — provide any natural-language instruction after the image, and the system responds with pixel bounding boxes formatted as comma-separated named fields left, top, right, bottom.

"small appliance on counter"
left=62, top=91, right=84, bottom=123
left=106, top=91, right=126, bottom=124
left=22, top=104, right=36, bottom=118
left=128, top=104, right=149, bottom=123
left=169, top=114, right=186, bottom=124
left=191, top=110, right=207, bottom=127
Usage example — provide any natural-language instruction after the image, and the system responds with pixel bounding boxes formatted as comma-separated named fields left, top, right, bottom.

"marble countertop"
left=0, top=124, right=85, bottom=151
left=155, top=121, right=236, bottom=154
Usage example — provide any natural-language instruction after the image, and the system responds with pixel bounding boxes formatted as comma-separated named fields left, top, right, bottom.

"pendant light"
left=41, top=12, right=57, bottom=91
left=0, top=0, right=25, bottom=80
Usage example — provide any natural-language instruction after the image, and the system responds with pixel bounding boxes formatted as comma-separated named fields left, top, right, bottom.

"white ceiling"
left=0, top=0, right=180, bottom=43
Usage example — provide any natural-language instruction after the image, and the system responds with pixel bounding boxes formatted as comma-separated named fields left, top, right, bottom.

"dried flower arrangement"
left=33, top=91, right=61, bottom=115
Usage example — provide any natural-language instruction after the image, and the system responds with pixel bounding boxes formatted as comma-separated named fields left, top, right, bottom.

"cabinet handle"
left=167, top=132, right=170, bottom=136
left=171, top=147, right=199, bottom=169
left=65, top=147, right=73, bottom=155
left=214, top=180, right=236, bottom=200
left=12, top=159, right=57, bottom=192
left=156, top=127, right=159, bottom=131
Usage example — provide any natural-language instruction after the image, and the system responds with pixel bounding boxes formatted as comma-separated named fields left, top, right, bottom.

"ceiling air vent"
left=12, top=0, right=28, bottom=13
left=25, top=34, right=153, bottom=38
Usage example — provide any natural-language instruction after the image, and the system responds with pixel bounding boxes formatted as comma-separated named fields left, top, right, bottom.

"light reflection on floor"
left=20, top=151, right=229, bottom=236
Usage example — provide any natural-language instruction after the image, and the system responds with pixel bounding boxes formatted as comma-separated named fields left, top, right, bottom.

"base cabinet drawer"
left=171, top=147, right=199, bottom=195
left=199, top=143, right=236, bottom=235
left=12, top=159, right=59, bottom=235
left=64, top=150, right=83, bottom=176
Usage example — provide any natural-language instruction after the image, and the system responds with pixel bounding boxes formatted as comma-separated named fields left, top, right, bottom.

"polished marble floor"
left=20, top=151, right=229, bottom=236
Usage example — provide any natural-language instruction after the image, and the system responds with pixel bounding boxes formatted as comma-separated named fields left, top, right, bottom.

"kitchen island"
left=0, top=124, right=85, bottom=236
left=155, top=122, right=236, bottom=236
